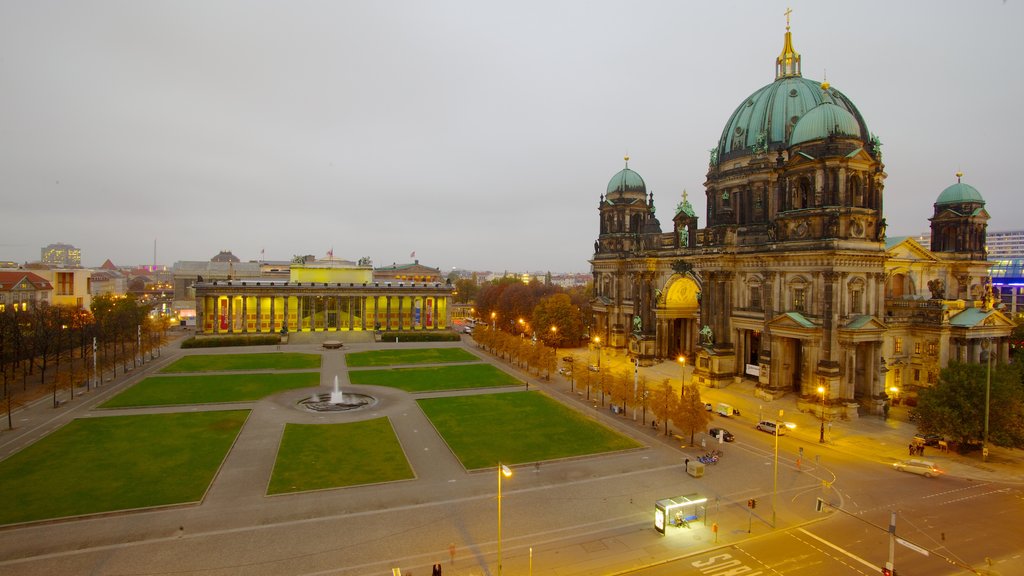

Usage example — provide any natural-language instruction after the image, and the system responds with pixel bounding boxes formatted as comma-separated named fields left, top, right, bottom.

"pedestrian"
left=919, top=445, right=925, bottom=457
left=685, top=458, right=690, bottom=470
left=909, top=443, right=914, bottom=455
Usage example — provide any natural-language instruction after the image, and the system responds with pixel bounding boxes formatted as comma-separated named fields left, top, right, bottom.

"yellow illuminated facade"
left=193, top=257, right=452, bottom=334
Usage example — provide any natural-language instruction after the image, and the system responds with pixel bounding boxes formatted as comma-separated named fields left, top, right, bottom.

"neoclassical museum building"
left=590, top=21, right=1013, bottom=415
left=194, top=256, right=452, bottom=337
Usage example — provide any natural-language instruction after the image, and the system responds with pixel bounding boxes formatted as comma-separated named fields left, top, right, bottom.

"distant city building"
left=41, top=243, right=81, bottom=267
left=373, top=260, right=443, bottom=283
left=990, top=258, right=1024, bottom=318
left=193, top=253, right=452, bottom=336
left=210, top=250, right=241, bottom=263
left=0, top=271, right=52, bottom=311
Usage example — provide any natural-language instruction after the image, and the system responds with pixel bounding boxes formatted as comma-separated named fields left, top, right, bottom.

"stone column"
left=386, top=296, right=392, bottom=330
left=283, top=296, right=289, bottom=332
left=241, top=295, right=248, bottom=333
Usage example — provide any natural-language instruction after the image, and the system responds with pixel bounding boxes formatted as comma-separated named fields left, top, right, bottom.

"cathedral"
left=590, top=20, right=1013, bottom=417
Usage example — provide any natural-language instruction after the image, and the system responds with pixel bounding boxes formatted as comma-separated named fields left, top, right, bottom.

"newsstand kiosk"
left=654, top=493, right=707, bottom=534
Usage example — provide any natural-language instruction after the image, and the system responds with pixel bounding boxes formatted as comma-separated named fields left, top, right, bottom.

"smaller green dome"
left=790, top=101, right=861, bottom=146
left=936, top=181, right=984, bottom=205
left=606, top=162, right=646, bottom=198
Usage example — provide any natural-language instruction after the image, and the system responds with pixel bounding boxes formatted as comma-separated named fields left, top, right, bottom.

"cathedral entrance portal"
left=657, top=275, right=700, bottom=360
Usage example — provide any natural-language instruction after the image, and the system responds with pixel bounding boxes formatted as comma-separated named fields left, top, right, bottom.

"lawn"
left=418, top=393, right=641, bottom=469
left=344, top=347, right=479, bottom=367
left=0, top=410, right=249, bottom=525
left=267, top=418, right=413, bottom=494
left=100, top=372, right=320, bottom=407
left=348, top=363, right=520, bottom=392
left=161, top=353, right=322, bottom=373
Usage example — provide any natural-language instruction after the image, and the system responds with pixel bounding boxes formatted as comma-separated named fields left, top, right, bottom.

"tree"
left=452, top=278, right=479, bottom=305
left=677, top=383, right=714, bottom=445
left=913, top=361, right=1024, bottom=450
left=532, top=293, right=585, bottom=348
left=650, top=378, right=680, bottom=436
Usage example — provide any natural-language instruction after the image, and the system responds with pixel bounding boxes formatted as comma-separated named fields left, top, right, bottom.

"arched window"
left=849, top=175, right=863, bottom=207
left=799, top=178, right=812, bottom=209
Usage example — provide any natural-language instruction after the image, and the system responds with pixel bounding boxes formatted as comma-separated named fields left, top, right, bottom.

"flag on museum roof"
left=410, top=251, right=416, bottom=258
left=328, top=248, right=334, bottom=258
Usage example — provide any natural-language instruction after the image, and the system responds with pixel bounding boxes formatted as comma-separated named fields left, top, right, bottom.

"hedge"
left=180, top=335, right=281, bottom=348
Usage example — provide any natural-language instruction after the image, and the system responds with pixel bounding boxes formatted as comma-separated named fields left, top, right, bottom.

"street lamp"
left=677, top=355, right=686, bottom=400
left=817, top=385, right=826, bottom=443
left=983, top=337, right=993, bottom=462
left=593, top=336, right=601, bottom=370
left=491, top=312, right=496, bottom=331
left=497, top=463, right=513, bottom=576
left=772, top=409, right=785, bottom=528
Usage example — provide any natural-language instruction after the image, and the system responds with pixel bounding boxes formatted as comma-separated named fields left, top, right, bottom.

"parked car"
left=893, top=459, right=943, bottom=478
left=462, top=327, right=473, bottom=334
left=914, top=433, right=942, bottom=447
left=709, top=427, right=735, bottom=442
left=704, top=403, right=713, bottom=411
left=588, top=364, right=600, bottom=372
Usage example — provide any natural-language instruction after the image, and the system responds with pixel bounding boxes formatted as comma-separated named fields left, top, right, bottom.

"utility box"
left=687, top=460, right=705, bottom=478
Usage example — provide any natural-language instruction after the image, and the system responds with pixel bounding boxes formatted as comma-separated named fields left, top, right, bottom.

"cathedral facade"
left=590, top=23, right=1013, bottom=416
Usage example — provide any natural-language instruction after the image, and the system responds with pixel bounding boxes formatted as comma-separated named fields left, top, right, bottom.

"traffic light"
left=881, top=568, right=891, bottom=576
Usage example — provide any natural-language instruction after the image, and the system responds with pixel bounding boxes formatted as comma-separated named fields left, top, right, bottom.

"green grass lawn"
left=0, top=410, right=249, bottom=525
left=161, top=353, right=322, bottom=373
left=348, top=363, right=520, bottom=392
left=268, top=418, right=413, bottom=494
left=418, top=393, right=641, bottom=469
left=100, top=372, right=320, bottom=407
left=344, top=347, right=479, bottom=367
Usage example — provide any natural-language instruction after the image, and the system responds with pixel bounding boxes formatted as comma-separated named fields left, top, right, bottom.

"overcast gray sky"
left=2, top=1, right=1020, bottom=272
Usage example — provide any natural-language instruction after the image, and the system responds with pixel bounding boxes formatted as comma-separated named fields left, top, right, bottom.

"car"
left=588, top=364, right=600, bottom=372
left=914, top=433, right=942, bottom=447
left=462, top=327, right=473, bottom=334
left=709, top=427, right=735, bottom=442
left=893, top=459, right=943, bottom=478
left=704, top=403, right=713, bottom=411
left=756, top=420, right=787, bottom=435
left=562, top=356, right=574, bottom=362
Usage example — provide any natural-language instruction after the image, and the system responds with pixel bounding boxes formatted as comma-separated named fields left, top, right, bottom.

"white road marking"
left=797, top=527, right=878, bottom=571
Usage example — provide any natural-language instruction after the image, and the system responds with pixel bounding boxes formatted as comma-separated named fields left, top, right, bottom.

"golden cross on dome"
left=785, top=7, right=792, bottom=30
left=682, top=189, right=689, bottom=202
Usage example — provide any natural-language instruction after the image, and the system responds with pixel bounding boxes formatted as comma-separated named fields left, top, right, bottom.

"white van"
left=716, top=403, right=734, bottom=417
left=756, top=420, right=785, bottom=435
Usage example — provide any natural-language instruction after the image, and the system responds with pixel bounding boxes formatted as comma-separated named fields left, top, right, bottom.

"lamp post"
left=984, top=337, right=993, bottom=462
left=497, top=463, right=513, bottom=576
left=677, top=355, right=686, bottom=400
left=491, top=311, right=496, bottom=331
left=817, top=385, right=826, bottom=443
left=593, top=336, right=601, bottom=370
left=772, top=409, right=783, bottom=528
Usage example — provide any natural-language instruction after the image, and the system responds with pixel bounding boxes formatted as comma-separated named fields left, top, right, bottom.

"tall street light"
left=817, top=385, right=826, bottom=443
left=497, top=463, right=513, bottom=576
left=677, top=355, right=686, bottom=400
left=984, top=337, right=993, bottom=462
left=491, top=311, right=496, bottom=331
left=772, top=409, right=783, bottom=528
left=593, top=336, right=601, bottom=370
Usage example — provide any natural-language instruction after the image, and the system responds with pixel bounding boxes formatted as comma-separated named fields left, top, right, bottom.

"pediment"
left=885, top=237, right=938, bottom=262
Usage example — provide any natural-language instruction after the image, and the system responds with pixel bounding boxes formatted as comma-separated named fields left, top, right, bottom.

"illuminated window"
left=914, top=342, right=922, bottom=354
left=927, top=342, right=938, bottom=356
left=894, top=338, right=903, bottom=354
left=793, top=288, right=806, bottom=312
left=57, top=272, right=74, bottom=296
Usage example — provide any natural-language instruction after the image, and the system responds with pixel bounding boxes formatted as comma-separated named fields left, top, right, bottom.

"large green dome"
left=716, top=78, right=870, bottom=162
left=936, top=181, right=984, bottom=205
left=606, top=162, right=646, bottom=198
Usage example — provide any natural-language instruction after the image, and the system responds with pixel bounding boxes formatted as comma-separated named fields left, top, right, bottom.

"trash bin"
left=687, top=460, right=704, bottom=478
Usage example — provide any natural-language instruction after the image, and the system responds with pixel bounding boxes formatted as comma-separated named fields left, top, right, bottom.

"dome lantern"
left=776, top=8, right=801, bottom=79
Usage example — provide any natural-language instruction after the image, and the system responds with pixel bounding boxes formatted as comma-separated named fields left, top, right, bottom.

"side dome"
left=936, top=181, right=984, bottom=205
left=606, top=158, right=647, bottom=199
left=790, top=100, right=862, bottom=145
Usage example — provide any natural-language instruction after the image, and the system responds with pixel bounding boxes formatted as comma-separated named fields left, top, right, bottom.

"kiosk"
left=654, top=493, right=707, bottom=534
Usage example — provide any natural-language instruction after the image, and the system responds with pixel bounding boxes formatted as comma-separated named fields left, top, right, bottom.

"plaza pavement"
left=0, top=334, right=1020, bottom=576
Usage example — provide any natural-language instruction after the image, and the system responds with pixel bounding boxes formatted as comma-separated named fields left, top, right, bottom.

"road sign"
left=896, top=537, right=930, bottom=556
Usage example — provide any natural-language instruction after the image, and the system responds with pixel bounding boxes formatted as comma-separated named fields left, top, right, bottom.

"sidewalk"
left=557, top=348, right=1024, bottom=485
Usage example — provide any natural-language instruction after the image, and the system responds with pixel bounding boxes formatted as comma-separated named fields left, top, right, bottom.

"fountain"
left=330, top=375, right=345, bottom=404
left=299, top=374, right=376, bottom=413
